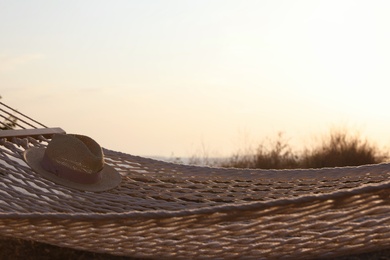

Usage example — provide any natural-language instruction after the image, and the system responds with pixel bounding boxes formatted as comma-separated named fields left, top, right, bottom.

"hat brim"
left=23, top=148, right=122, bottom=192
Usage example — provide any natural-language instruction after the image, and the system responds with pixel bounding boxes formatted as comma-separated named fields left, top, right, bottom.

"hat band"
left=41, top=154, right=103, bottom=184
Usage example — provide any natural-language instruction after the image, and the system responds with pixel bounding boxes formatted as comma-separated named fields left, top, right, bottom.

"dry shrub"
left=221, top=132, right=299, bottom=169
left=220, top=129, right=388, bottom=169
left=301, top=130, right=385, bottom=168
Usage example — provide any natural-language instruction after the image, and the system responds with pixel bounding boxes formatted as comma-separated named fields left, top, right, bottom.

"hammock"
left=0, top=101, right=390, bottom=259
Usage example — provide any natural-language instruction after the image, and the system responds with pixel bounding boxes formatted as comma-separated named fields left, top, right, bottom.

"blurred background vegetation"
left=187, top=129, right=389, bottom=169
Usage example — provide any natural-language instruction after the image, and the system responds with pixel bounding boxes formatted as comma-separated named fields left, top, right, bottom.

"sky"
left=1, top=0, right=390, bottom=158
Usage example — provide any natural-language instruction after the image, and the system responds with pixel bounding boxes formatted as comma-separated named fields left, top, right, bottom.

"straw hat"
left=23, top=134, right=121, bottom=192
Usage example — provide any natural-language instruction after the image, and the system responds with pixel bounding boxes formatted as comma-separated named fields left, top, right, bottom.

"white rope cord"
left=0, top=133, right=390, bottom=259
left=0, top=102, right=390, bottom=259
left=0, top=102, right=47, bottom=129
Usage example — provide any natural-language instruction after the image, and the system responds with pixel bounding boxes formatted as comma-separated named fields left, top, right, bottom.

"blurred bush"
left=198, top=129, right=388, bottom=169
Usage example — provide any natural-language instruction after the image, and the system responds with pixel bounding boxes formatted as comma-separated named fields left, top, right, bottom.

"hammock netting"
left=0, top=101, right=390, bottom=259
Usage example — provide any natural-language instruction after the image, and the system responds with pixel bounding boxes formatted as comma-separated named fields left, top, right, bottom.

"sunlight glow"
left=1, top=0, right=390, bottom=157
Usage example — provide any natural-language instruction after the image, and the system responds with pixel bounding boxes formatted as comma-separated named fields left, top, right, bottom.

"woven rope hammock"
left=1, top=102, right=390, bottom=259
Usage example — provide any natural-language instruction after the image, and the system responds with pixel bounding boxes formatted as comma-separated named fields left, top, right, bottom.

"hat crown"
left=24, top=133, right=121, bottom=191
left=44, top=134, right=104, bottom=174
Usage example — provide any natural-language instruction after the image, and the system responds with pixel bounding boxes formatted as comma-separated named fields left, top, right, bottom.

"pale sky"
left=1, top=0, right=390, bottom=158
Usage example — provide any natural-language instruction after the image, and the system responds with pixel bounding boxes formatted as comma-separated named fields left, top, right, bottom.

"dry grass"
left=219, top=129, right=388, bottom=169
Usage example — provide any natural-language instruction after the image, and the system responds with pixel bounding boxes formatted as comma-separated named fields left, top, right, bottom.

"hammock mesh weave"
left=0, top=102, right=390, bottom=259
